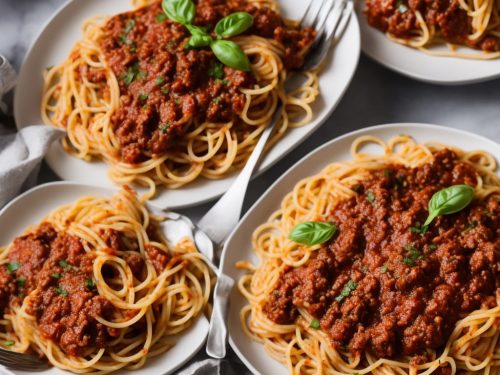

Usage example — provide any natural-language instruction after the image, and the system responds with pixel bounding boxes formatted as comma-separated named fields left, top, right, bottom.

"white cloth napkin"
left=0, top=55, right=64, bottom=209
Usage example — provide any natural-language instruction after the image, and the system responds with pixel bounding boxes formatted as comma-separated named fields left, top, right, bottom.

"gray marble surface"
left=1, top=0, right=500, bottom=373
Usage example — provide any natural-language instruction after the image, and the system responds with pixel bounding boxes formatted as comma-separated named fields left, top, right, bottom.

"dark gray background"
left=1, top=0, right=500, bottom=373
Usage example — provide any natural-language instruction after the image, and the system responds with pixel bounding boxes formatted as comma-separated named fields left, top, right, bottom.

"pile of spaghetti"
left=41, top=0, right=319, bottom=199
left=238, top=135, right=500, bottom=374
left=0, top=188, right=211, bottom=373
left=364, top=0, right=500, bottom=59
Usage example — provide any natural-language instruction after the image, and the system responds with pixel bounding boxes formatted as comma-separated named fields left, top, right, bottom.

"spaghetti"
left=364, top=0, right=500, bottom=59
left=238, top=135, right=500, bottom=374
left=41, top=0, right=319, bottom=200
left=0, top=188, right=211, bottom=373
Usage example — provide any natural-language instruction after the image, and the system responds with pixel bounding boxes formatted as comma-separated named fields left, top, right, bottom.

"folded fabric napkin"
left=0, top=55, right=64, bottom=209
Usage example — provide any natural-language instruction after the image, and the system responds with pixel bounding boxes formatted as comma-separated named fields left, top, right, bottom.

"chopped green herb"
left=175, top=98, right=182, bottom=105
left=166, top=41, right=177, bottom=50
left=59, top=259, right=77, bottom=271
left=366, top=191, right=376, bottom=205
left=51, top=273, right=61, bottom=279
left=381, top=264, right=388, bottom=273
left=410, top=223, right=428, bottom=235
left=156, top=13, right=168, bottom=23
left=360, top=265, right=368, bottom=273
left=309, top=319, right=320, bottom=329
left=137, top=70, right=147, bottom=80
left=3, top=340, right=15, bottom=346
left=124, top=19, right=136, bottom=34
left=54, top=286, right=68, bottom=297
left=85, top=278, right=96, bottom=290
left=208, top=61, right=225, bottom=79
left=6, top=262, right=20, bottom=273
left=160, top=123, right=171, bottom=134
left=138, top=93, right=149, bottom=101
left=383, top=169, right=391, bottom=178
left=429, top=244, right=438, bottom=250
left=403, top=257, right=415, bottom=266
left=120, top=63, right=140, bottom=85
left=161, top=88, right=170, bottom=95
left=335, top=280, right=358, bottom=302
left=272, top=290, right=280, bottom=297
left=215, top=78, right=230, bottom=86
left=155, top=76, right=165, bottom=85
left=464, top=221, right=478, bottom=233
left=402, top=244, right=424, bottom=266
left=394, top=175, right=405, bottom=190
left=212, top=97, right=222, bottom=104
left=119, top=35, right=134, bottom=46
left=16, top=278, right=25, bottom=287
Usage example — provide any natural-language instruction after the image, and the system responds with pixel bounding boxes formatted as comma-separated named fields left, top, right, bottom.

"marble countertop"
left=1, top=0, right=500, bottom=373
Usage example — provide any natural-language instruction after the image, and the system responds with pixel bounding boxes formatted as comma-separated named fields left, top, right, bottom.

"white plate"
left=14, top=0, right=360, bottom=210
left=356, top=4, right=500, bottom=84
left=219, top=123, right=500, bottom=375
left=0, top=182, right=209, bottom=375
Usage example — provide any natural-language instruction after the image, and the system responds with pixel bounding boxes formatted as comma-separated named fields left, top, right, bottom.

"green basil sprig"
left=288, top=222, right=337, bottom=246
left=423, top=184, right=475, bottom=227
left=162, top=0, right=252, bottom=71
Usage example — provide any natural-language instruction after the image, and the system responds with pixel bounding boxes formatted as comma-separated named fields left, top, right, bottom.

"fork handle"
left=197, top=102, right=283, bottom=248
left=205, top=272, right=235, bottom=358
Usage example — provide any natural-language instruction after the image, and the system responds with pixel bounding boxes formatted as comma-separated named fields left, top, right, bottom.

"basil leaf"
left=423, top=184, right=474, bottom=226
left=215, top=12, right=253, bottom=38
left=188, top=33, right=213, bottom=48
left=210, top=40, right=250, bottom=71
left=288, top=222, right=337, bottom=245
left=162, top=0, right=195, bottom=25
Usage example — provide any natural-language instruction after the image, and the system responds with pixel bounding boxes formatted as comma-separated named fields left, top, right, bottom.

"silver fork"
left=200, top=0, right=353, bottom=359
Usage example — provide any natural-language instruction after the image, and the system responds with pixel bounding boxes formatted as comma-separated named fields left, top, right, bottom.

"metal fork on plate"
left=0, top=0, right=353, bottom=370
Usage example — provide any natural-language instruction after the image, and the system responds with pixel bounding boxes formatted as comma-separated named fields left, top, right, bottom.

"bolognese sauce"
left=364, top=0, right=500, bottom=52
left=94, top=0, right=315, bottom=164
left=264, top=149, right=499, bottom=359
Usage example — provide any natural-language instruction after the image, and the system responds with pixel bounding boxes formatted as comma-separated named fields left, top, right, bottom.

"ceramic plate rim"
left=356, top=4, right=500, bottom=85
left=220, top=122, right=500, bottom=375
left=14, top=0, right=361, bottom=209
left=0, top=181, right=209, bottom=375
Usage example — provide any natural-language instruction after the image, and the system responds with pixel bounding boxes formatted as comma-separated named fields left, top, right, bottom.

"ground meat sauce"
left=0, top=224, right=120, bottom=356
left=98, top=0, right=314, bottom=164
left=364, top=0, right=500, bottom=52
left=264, top=150, right=499, bottom=359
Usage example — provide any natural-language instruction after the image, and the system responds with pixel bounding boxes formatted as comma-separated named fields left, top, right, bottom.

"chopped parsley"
left=410, top=223, right=428, bottom=235
left=360, top=265, right=368, bottom=273
left=155, top=76, right=165, bottom=85
left=51, top=273, right=61, bottom=279
left=120, top=63, right=140, bottom=85
left=175, top=98, right=182, bottom=105
left=156, top=13, right=168, bottom=23
left=335, top=280, right=358, bottom=302
left=366, top=191, right=376, bottom=205
left=59, top=259, right=77, bottom=271
left=402, top=244, right=424, bottom=266
left=208, top=61, right=224, bottom=79
left=119, top=35, right=134, bottom=46
left=3, top=340, right=15, bottom=346
left=85, top=278, right=96, bottom=290
left=212, top=97, right=222, bottom=104
left=381, top=264, right=388, bottom=273
left=137, top=70, right=147, bottom=80
left=215, top=78, right=230, bottom=86
left=394, top=175, right=405, bottom=190
left=138, top=93, right=149, bottom=101
left=429, top=244, right=438, bottom=250
left=161, top=88, right=170, bottom=95
left=464, top=221, right=478, bottom=233
left=16, top=278, right=25, bottom=287
left=160, top=123, right=171, bottom=134
left=124, top=19, right=136, bottom=34
left=166, top=41, right=177, bottom=50
left=54, top=286, right=68, bottom=297
left=6, top=262, right=20, bottom=273
left=309, top=319, right=320, bottom=329
left=383, top=169, right=391, bottom=178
